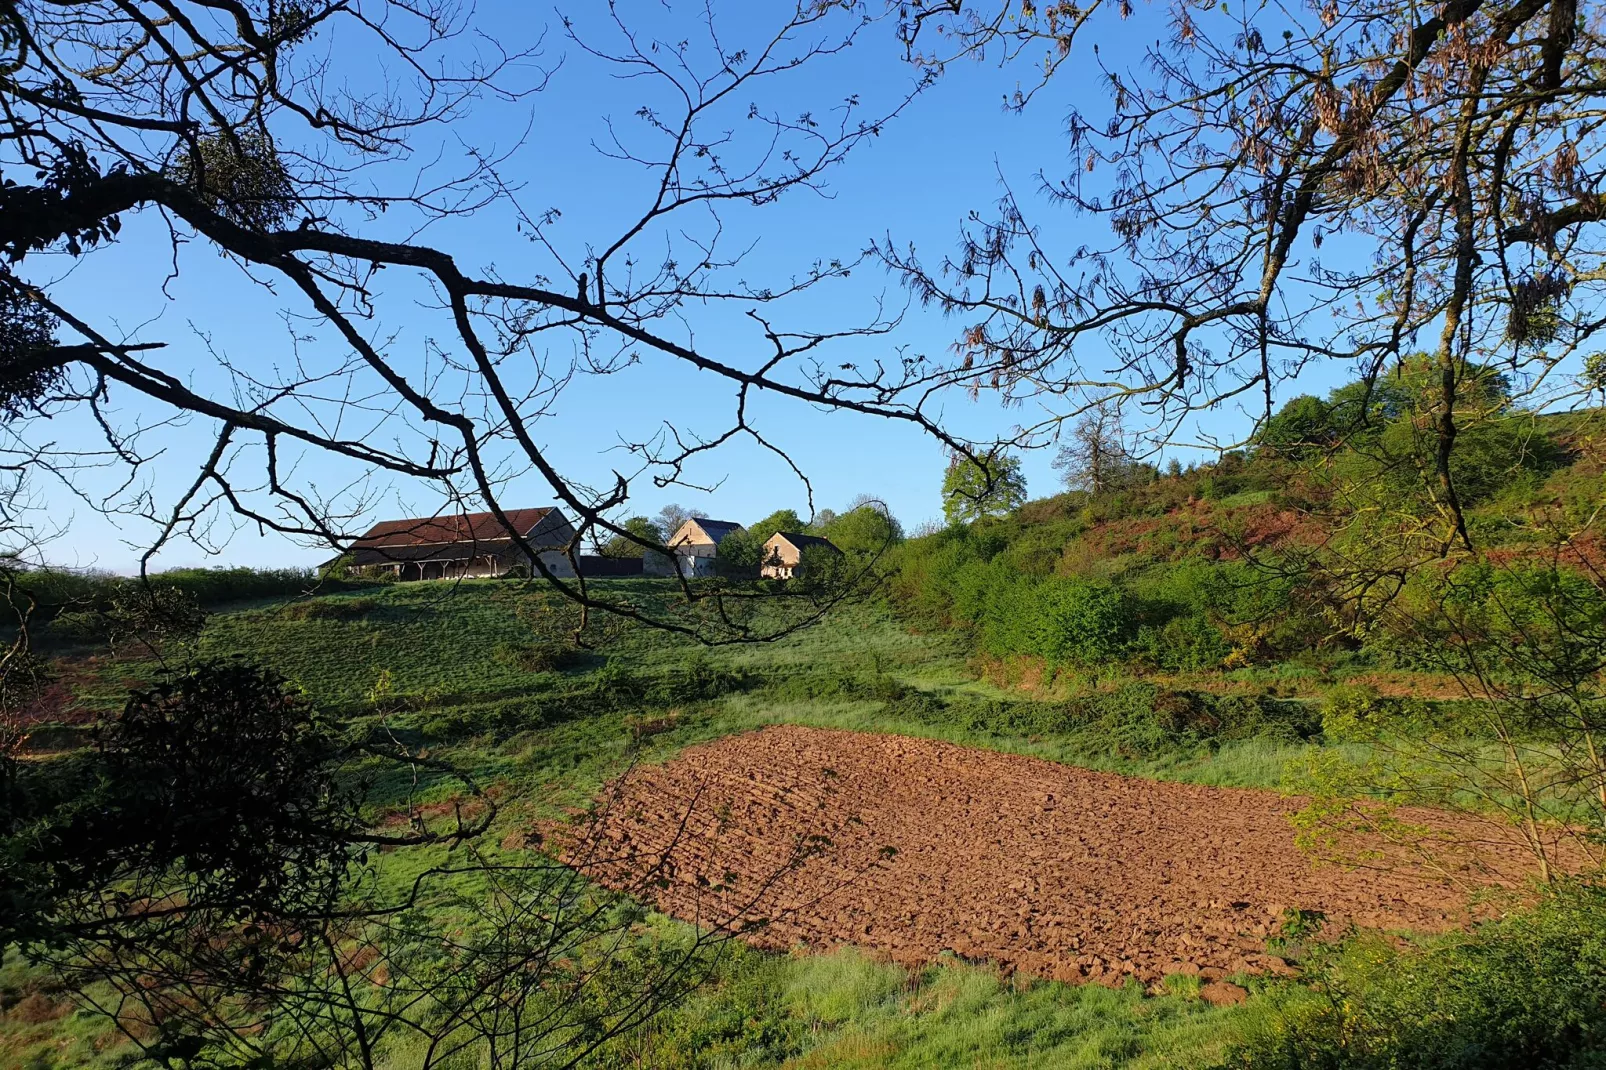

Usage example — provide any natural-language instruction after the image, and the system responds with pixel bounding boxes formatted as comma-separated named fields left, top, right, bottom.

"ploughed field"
left=571, top=725, right=1547, bottom=988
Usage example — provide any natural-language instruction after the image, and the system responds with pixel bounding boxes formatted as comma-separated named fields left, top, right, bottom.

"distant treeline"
left=5, top=565, right=380, bottom=621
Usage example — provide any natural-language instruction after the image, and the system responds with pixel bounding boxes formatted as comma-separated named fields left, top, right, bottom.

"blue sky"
left=26, top=1, right=1353, bottom=572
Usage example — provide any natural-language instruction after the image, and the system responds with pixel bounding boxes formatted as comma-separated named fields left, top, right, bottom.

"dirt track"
left=572, top=725, right=1545, bottom=986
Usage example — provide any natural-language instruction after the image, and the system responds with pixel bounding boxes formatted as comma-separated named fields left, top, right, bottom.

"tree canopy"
left=600, top=517, right=665, bottom=559
left=942, top=454, right=1027, bottom=525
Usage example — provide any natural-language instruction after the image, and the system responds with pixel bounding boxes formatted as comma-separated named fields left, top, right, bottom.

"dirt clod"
left=1199, top=981, right=1249, bottom=1006
left=573, top=726, right=1544, bottom=986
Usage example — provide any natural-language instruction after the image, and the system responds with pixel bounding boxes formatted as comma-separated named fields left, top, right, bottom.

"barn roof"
left=352, top=507, right=560, bottom=549
left=347, top=542, right=507, bottom=567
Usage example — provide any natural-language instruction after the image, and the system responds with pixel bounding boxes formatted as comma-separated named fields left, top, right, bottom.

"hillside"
left=5, top=382, right=1606, bottom=1067
left=7, top=584, right=1312, bottom=1069
left=883, top=386, right=1606, bottom=693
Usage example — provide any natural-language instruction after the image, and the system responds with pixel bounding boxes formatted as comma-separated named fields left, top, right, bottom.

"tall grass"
left=569, top=945, right=1260, bottom=1069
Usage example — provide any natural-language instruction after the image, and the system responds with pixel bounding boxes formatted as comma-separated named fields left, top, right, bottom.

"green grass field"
left=10, top=577, right=1578, bottom=1069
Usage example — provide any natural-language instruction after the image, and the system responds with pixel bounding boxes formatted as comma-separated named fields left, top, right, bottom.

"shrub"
left=646, top=655, right=749, bottom=704
left=492, top=640, right=586, bottom=674
left=278, top=597, right=378, bottom=621
left=2, top=661, right=362, bottom=943
left=1218, top=888, right=1606, bottom=1069
left=1029, top=579, right=1132, bottom=665
left=1319, top=683, right=1387, bottom=743
left=1134, top=613, right=1232, bottom=672
left=13, top=565, right=377, bottom=622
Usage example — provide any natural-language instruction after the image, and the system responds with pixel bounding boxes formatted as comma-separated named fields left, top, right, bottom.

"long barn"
left=345, top=507, right=578, bottom=581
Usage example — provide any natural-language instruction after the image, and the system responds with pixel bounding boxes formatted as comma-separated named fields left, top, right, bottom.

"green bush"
left=1219, top=888, right=1606, bottom=1069
left=278, top=597, right=379, bottom=621
left=646, top=655, right=749, bottom=704
left=13, top=566, right=378, bottom=622
left=1318, top=683, right=1395, bottom=743
left=1134, top=613, right=1232, bottom=672
left=1028, top=579, right=1133, bottom=665
left=492, top=639, right=586, bottom=674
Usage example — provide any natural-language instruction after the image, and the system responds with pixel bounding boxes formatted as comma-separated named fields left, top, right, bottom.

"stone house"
left=645, top=517, right=744, bottom=578
left=759, top=531, right=840, bottom=580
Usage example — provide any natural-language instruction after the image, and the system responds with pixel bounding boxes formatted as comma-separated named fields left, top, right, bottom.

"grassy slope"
left=194, top=579, right=965, bottom=704
left=196, top=580, right=1315, bottom=793
left=6, top=580, right=1316, bottom=1069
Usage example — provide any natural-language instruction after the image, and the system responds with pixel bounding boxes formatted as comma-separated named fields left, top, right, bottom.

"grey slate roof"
left=771, top=531, right=840, bottom=554
left=688, top=518, right=743, bottom=544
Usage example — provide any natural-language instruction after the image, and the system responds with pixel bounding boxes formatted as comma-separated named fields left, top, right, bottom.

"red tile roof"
left=353, top=507, right=557, bottom=548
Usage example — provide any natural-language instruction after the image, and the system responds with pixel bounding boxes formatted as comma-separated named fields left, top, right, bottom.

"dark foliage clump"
left=170, top=129, right=297, bottom=231
left=1507, top=270, right=1571, bottom=349
left=1, top=661, right=362, bottom=944
left=0, top=142, right=125, bottom=262
left=0, top=282, right=63, bottom=421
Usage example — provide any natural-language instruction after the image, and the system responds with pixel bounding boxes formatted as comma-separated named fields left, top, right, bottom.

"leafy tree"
left=747, top=509, right=807, bottom=545
left=823, top=502, right=903, bottom=557
left=1257, top=395, right=1334, bottom=459
left=1323, top=374, right=1419, bottom=436
left=942, top=453, right=1026, bottom=525
left=716, top=509, right=807, bottom=576
left=600, top=516, right=664, bottom=558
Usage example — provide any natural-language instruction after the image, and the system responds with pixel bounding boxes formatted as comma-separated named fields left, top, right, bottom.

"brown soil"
left=572, top=725, right=1550, bottom=988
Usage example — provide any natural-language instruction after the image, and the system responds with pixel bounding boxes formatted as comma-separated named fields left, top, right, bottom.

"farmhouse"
left=645, top=517, right=744, bottom=578
left=345, top=507, right=577, bottom=581
left=760, top=531, right=840, bottom=580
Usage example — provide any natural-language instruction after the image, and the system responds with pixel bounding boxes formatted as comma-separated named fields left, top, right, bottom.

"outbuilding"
left=646, top=517, right=745, bottom=578
left=344, top=507, right=577, bottom=581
